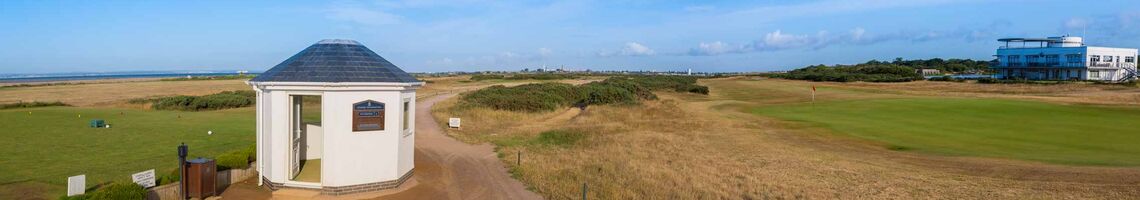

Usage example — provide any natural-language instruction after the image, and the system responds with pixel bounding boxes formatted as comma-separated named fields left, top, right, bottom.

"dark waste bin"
left=185, top=158, right=217, bottom=199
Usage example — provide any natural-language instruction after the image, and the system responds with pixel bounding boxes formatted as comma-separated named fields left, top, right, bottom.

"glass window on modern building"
left=1045, top=55, right=1059, bottom=66
left=1065, top=54, right=1082, bottom=64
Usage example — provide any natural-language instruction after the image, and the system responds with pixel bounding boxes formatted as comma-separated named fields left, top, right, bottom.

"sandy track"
left=376, top=93, right=542, bottom=200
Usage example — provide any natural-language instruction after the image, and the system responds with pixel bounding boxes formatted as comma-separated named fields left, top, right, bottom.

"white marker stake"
left=67, top=175, right=85, bottom=196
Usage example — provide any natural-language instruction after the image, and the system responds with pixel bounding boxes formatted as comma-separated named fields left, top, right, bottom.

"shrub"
left=577, top=83, right=638, bottom=105
left=461, top=75, right=708, bottom=112
left=148, top=90, right=255, bottom=111
left=215, top=151, right=250, bottom=170
left=674, top=85, right=710, bottom=94
left=462, top=83, right=580, bottom=112
left=770, top=64, right=925, bottom=82
left=0, top=101, right=69, bottom=109
left=215, top=144, right=257, bottom=170
left=156, top=168, right=180, bottom=185
left=533, top=130, right=586, bottom=147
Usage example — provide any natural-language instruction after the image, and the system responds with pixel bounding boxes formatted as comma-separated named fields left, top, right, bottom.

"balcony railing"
left=994, top=62, right=1136, bottom=68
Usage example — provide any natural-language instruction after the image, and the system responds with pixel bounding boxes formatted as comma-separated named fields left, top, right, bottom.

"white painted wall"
left=253, top=82, right=420, bottom=187
left=320, top=91, right=403, bottom=186
left=397, top=91, right=415, bottom=177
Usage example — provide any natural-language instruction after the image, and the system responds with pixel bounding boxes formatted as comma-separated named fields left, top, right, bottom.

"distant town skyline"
left=2, top=0, right=1140, bottom=74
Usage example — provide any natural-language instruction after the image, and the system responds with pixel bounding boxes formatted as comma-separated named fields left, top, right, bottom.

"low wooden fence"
left=146, top=162, right=257, bottom=200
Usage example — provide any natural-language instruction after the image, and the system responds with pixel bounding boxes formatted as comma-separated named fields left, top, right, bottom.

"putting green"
left=0, top=106, right=254, bottom=196
left=752, top=98, right=1140, bottom=166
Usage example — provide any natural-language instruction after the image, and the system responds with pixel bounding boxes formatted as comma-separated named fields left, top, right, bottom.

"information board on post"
left=353, top=100, right=386, bottom=131
left=448, top=118, right=461, bottom=128
left=132, top=169, right=156, bottom=188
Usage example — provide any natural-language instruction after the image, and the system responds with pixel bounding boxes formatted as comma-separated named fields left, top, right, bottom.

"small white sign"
left=448, top=118, right=461, bottom=128
left=67, top=174, right=85, bottom=196
left=132, top=169, right=156, bottom=188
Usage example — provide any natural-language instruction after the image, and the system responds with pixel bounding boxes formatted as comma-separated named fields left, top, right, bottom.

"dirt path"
left=376, top=93, right=543, bottom=200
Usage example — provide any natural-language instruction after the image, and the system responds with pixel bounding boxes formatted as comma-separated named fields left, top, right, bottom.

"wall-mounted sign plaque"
left=353, top=100, right=385, bottom=131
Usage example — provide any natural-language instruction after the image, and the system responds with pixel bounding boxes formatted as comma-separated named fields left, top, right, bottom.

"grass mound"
left=133, top=90, right=255, bottom=111
left=461, top=76, right=706, bottom=112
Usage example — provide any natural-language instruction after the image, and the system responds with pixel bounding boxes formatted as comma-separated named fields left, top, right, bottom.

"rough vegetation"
left=133, top=90, right=255, bottom=111
left=770, top=64, right=925, bottom=82
left=0, top=101, right=69, bottom=109
left=460, top=76, right=707, bottom=112
left=771, top=58, right=990, bottom=82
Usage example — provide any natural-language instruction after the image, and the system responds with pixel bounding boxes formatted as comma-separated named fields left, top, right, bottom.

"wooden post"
left=581, top=182, right=588, bottom=200
left=516, top=151, right=521, bottom=166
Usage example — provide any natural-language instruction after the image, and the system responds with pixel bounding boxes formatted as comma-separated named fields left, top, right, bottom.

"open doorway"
left=290, top=95, right=322, bottom=183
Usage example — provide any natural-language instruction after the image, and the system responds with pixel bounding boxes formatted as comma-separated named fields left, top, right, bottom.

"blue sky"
left=2, top=0, right=1139, bottom=74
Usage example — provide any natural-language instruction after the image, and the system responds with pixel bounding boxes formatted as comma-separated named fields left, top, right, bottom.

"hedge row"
left=216, top=145, right=257, bottom=170
left=137, top=90, right=256, bottom=111
left=461, top=76, right=707, bottom=112
left=769, top=64, right=925, bottom=82
left=0, top=101, right=69, bottom=109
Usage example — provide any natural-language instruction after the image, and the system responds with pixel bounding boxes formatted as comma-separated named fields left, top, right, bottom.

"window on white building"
left=1105, top=56, right=1114, bottom=62
left=1090, top=55, right=1101, bottom=63
left=1127, top=56, right=1135, bottom=63
left=1089, top=70, right=1101, bottom=78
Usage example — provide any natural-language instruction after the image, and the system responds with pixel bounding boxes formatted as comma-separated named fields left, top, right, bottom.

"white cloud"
left=1064, top=18, right=1090, bottom=30
left=1059, top=12, right=1140, bottom=44
left=598, top=42, right=655, bottom=57
left=537, top=47, right=553, bottom=58
left=687, top=23, right=1011, bottom=56
left=688, top=41, right=747, bottom=56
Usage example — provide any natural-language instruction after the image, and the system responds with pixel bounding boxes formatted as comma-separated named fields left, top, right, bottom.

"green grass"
left=0, top=106, right=254, bottom=198
left=752, top=98, right=1140, bottom=166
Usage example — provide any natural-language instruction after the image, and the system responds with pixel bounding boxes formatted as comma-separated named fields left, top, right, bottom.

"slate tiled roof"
left=251, top=39, right=420, bottom=83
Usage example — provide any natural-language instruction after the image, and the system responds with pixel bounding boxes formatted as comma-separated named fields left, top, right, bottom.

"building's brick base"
left=261, top=169, right=414, bottom=196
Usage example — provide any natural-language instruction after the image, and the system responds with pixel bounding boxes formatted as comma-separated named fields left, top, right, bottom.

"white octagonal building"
left=248, top=39, right=422, bottom=195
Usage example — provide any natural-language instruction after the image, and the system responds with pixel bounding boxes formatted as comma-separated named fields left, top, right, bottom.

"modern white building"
left=248, top=39, right=422, bottom=195
left=993, top=36, right=1138, bottom=81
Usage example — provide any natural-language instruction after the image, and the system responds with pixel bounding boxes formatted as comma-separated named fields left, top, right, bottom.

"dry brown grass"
left=0, top=79, right=251, bottom=107
left=430, top=76, right=1140, bottom=199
